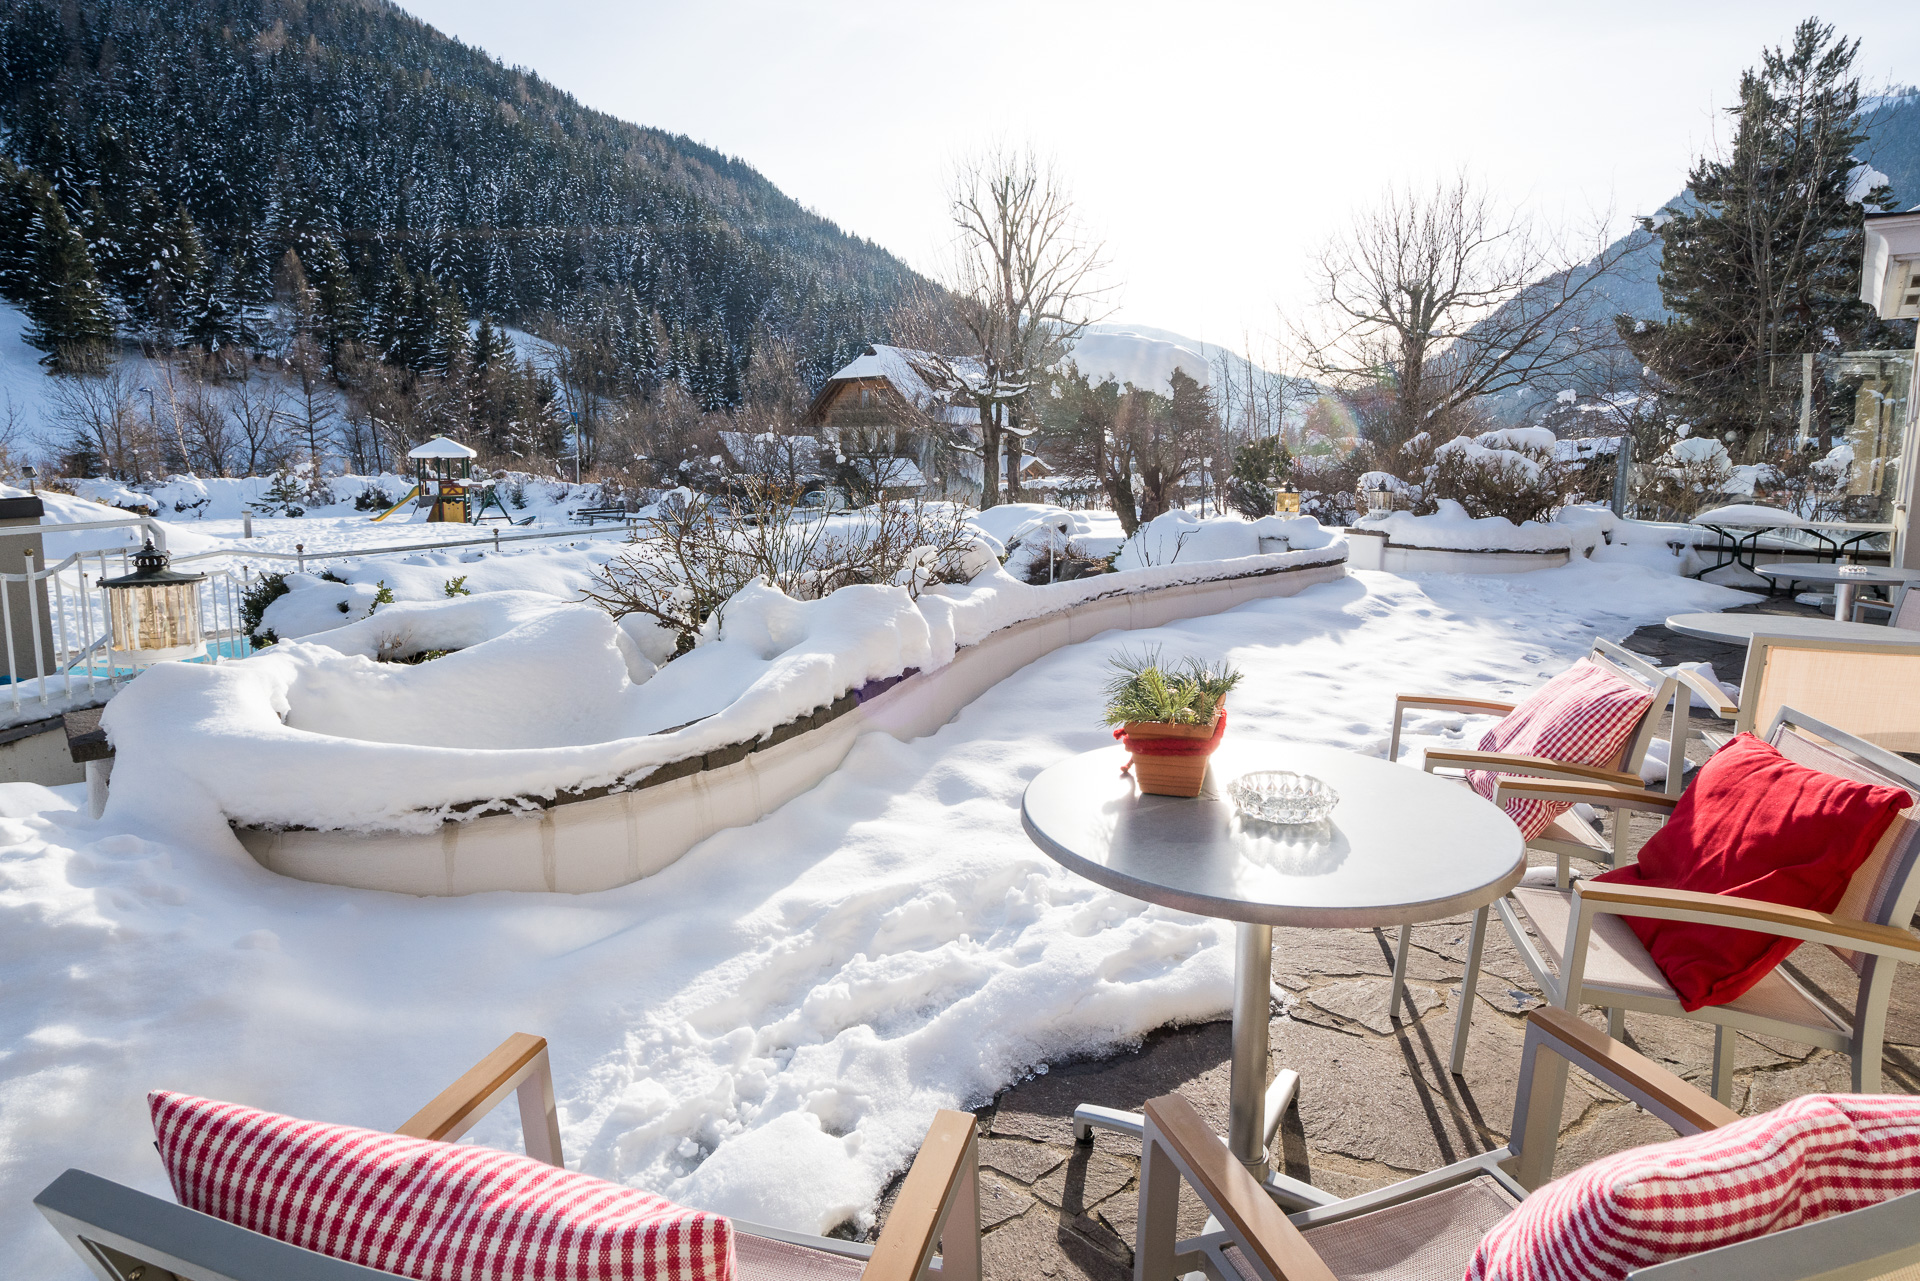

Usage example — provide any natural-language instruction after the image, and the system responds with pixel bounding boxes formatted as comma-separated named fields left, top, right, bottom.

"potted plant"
left=1103, top=648, right=1243, bottom=797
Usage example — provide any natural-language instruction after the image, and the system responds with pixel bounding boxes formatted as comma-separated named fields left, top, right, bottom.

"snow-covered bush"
left=998, top=509, right=1117, bottom=584
left=583, top=484, right=989, bottom=658
left=1113, top=510, right=1334, bottom=570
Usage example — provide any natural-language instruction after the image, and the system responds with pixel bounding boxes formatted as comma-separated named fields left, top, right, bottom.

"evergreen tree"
left=0, top=159, right=35, bottom=305
left=1624, top=20, right=1909, bottom=458
left=21, top=175, right=113, bottom=365
left=304, top=235, right=360, bottom=358
left=150, top=203, right=210, bottom=342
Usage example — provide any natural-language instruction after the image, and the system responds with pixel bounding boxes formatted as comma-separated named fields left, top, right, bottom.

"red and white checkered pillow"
left=1466, top=1093, right=1920, bottom=1281
left=149, top=1091, right=735, bottom=1281
left=1467, top=660, right=1655, bottom=840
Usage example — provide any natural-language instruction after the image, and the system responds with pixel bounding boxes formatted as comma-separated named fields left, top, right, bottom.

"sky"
left=400, top=1, right=1916, bottom=358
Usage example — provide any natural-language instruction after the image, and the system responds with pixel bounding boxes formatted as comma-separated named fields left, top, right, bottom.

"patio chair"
left=1384, top=640, right=1685, bottom=1024
left=1391, top=638, right=1687, bottom=882
left=1676, top=633, right=1920, bottom=756
left=35, top=1032, right=982, bottom=1281
left=1852, top=580, right=1920, bottom=630
left=1133, top=1007, right=1920, bottom=1281
left=1449, top=707, right=1920, bottom=1099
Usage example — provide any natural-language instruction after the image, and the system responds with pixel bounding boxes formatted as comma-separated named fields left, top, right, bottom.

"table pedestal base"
left=1068, top=922, right=1337, bottom=1211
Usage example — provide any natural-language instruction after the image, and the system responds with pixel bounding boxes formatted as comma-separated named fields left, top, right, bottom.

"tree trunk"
left=1005, top=403, right=1024, bottom=504
left=977, top=394, right=1002, bottom=508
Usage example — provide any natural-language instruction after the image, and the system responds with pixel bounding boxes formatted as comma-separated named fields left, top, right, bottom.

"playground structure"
left=373, top=436, right=516, bottom=524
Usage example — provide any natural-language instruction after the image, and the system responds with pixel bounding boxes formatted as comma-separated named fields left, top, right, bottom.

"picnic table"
left=1686, top=505, right=1894, bottom=580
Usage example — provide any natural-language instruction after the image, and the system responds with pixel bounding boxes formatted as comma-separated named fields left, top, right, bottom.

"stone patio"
left=858, top=598, right=1920, bottom=1279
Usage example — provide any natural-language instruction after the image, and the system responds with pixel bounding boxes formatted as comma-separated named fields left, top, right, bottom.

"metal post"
left=243, top=512, right=252, bottom=539
left=49, top=558, right=71, bottom=700
left=1611, top=434, right=1633, bottom=518
left=1228, top=921, right=1275, bottom=1175
left=23, top=549, right=46, bottom=706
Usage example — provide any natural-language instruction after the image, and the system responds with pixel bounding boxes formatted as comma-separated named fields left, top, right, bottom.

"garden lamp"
left=100, top=540, right=207, bottom=666
left=1362, top=479, right=1396, bottom=516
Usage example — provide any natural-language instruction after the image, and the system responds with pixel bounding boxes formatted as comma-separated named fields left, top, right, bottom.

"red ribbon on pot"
left=1113, top=710, right=1228, bottom=758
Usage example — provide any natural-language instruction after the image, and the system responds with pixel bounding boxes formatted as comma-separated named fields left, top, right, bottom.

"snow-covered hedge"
left=101, top=521, right=1349, bottom=835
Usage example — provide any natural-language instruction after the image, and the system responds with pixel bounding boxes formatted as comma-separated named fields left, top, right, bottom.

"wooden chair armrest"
left=1142, top=1095, right=1336, bottom=1281
left=1494, top=777, right=1680, bottom=813
left=1671, top=667, right=1739, bottom=720
left=1393, top=694, right=1517, bottom=715
left=1576, top=882, right=1920, bottom=958
left=863, top=1110, right=979, bottom=1281
left=1525, top=1008, right=1740, bottom=1134
left=394, top=1032, right=563, bottom=1166
left=1423, top=748, right=1643, bottom=788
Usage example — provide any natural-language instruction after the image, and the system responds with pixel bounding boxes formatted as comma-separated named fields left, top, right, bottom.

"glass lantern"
left=1362, top=481, right=1396, bottom=516
left=1272, top=490, right=1301, bottom=516
left=100, top=540, right=207, bottom=666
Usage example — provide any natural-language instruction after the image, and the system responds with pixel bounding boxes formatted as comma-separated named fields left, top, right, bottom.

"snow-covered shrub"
left=1419, top=429, right=1569, bottom=524
left=1113, top=510, right=1334, bottom=570
left=1356, top=427, right=1578, bottom=525
left=999, top=509, right=1116, bottom=584
left=353, top=483, right=397, bottom=512
left=240, top=572, right=291, bottom=645
left=583, top=484, right=988, bottom=658
left=1292, top=452, right=1366, bottom=525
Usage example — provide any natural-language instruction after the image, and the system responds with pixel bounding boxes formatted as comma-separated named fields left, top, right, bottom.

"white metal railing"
left=168, top=517, right=644, bottom=574
left=0, top=513, right=644, bottom=721
left=0, top=543, right=253, bottom=719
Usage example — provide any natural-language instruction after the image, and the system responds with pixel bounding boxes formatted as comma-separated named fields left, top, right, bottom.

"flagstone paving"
left=858, top=599, right=1920, bottom=1278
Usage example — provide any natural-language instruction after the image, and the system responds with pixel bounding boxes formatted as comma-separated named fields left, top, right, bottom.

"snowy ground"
left=0, top=560, right=1749, bottom=1271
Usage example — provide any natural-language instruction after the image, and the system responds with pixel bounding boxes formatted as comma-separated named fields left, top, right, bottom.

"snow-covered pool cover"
left=100, top=513, right=1343, bottom=835
left=0, top=557, right=1756, bottom=1273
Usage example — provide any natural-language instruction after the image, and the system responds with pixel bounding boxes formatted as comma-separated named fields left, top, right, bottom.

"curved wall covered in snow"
left=234, top=553, right=1347, bottom=895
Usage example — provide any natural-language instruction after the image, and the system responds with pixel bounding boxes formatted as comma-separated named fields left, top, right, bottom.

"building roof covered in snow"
left=804, top=345, right=985, bottom=428
left=408, top=435, right=479, bottom=460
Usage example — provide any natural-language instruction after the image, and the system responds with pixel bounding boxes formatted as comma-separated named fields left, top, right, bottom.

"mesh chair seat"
left=1510, top=885, right=1850, bottom=1033
left=1222, top=1176, right=1519, bottom=1281
left=738, top=1230, right=868, bottom=1280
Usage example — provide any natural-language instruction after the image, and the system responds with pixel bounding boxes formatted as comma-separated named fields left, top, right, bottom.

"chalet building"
left=803, top=345, right=989, bottom=497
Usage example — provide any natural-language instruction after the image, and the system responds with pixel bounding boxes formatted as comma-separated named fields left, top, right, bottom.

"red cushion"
left=149, top=1091, right=735, bottom=1281
left=1591, top=733, right=1910, bottom=1010
left=1467, top=1093, right=1920, bottom=1281
left=1468, top=660, right=1656, bottom=840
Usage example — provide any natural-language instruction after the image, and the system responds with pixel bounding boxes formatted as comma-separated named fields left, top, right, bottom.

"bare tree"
left=946, top=146, right=1111, bottom=508
left=50, top=363, right=152, bottom=479
left=226, top=369, right=290, bottom=476
left=1293, top=174, right=1631, bottom=449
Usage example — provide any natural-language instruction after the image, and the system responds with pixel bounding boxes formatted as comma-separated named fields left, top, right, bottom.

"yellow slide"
left=370, top=484, right=423, bottom=521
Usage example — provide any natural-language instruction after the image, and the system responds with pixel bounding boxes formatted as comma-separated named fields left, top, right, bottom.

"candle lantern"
left=1272, top=490, right=1301, bottom=516
left=1362, top=479, right=1397, bottom=516
left=100, top=540, right=207, bottom=666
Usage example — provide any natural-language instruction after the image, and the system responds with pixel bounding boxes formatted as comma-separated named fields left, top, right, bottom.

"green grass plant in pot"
left=1103, top=648, right=1243, bottom=797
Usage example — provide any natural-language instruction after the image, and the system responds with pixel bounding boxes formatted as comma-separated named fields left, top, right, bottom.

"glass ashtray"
left=1837, top=565, right=1873, bottom=576
left=1231, top=771, right=1339, bottom=825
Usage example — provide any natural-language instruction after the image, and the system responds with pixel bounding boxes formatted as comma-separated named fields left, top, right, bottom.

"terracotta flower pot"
left=1120, top=706, right=1225, bottom=798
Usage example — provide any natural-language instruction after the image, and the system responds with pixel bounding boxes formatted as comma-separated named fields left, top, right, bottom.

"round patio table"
left=1663, top=612, right=1920, bottom=647
left=1753, top=562, right=1920, bottom=622
left=1021, top=741, right=1524, bottom=1180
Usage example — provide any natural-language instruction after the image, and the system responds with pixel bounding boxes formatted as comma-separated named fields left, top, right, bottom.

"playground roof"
left=408, top=436, right=479, bottom=460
